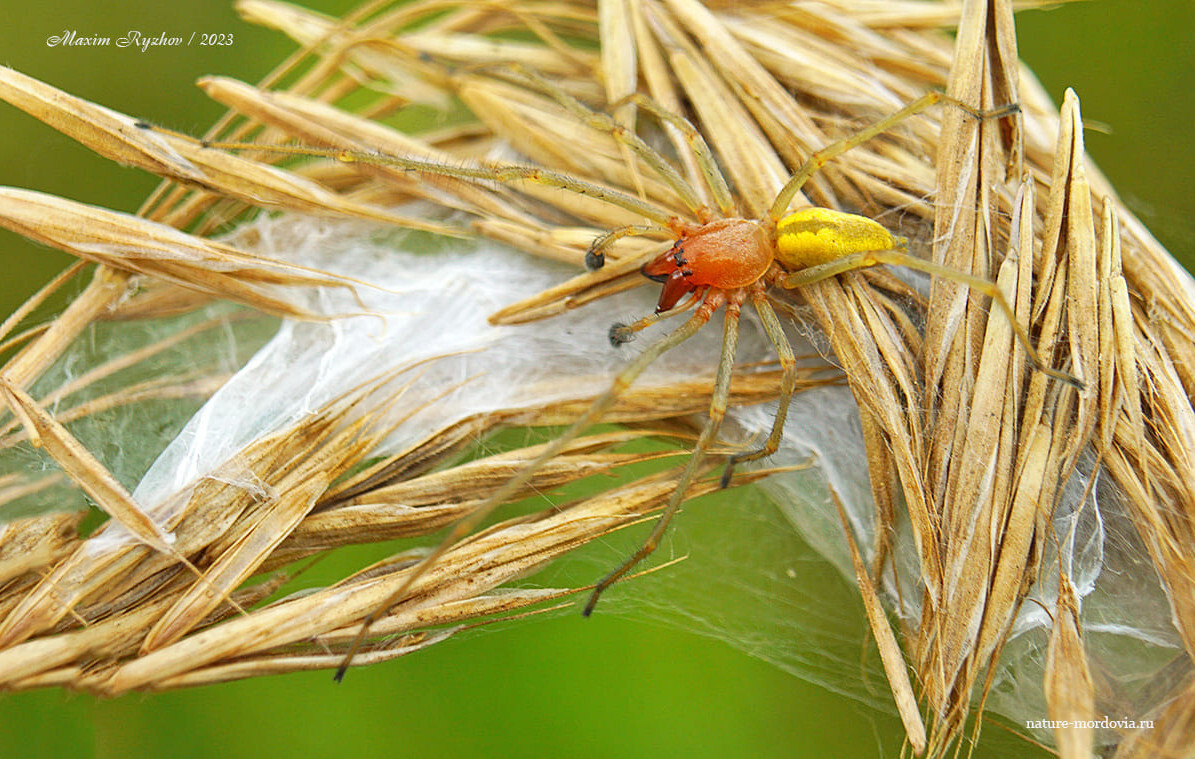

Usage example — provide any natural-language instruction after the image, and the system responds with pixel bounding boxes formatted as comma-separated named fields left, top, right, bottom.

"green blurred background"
left=0, top=2, right=1191, bottom=757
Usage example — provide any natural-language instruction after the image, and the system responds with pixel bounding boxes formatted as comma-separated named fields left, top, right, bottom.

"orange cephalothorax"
left=641, top=218, right=774, bottom=312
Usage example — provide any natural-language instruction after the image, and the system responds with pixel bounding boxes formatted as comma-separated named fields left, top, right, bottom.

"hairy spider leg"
left=722, top=230, right=1082, bottom=482
left=575, top=93, right=732, bottom=269
left=584, top=289, right=742, bottom=614
left=142, top=122, right=679, bottom=229
left=715, top=94, right=1081, bottom=481
left=165, top=75, right=729, bottom=274
left=585, top=224, right=668, bottom=271
left=491, top=65, right=709, bottom=217
left=609, top=293, right=705, bottom=345
left=769, top=91, right=1019, bottom=220
left=581, top=96, right=1040, bottom=614
left=580, top=90, right=744, bottom=271
left=762, top=93, right=1082, bottom=391
left=781, top=248, right=1084, bottom=389
left=584, top=280, right=804, bottom=613
left=719, top=288, right=799, bottom=487
left=333, top=306, right=715, bottom=681
left=148, top=114, right=736, bottom=678
left=610, top=92, right=736, bottom=217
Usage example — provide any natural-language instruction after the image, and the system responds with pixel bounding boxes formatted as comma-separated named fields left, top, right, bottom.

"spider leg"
left=782, top=248, right=1084, bottom=390
left=333, top=302, right=716, bottom=680
left=578, top=89, right=743, bottom=269
left=494, top=65, right=708, bottom=217
left=613, top=92, right=736, bottom=218
left=609, top=295, right=700, bottom=345
left=150, top=125, right=678, bottom=228
left=577, top=90, right=740, bottom=269
left=586, top=223, right=668, bottom=270
left=768, top=92, right=1020, bottom=221
left=720, top=286, right=799, bottom=487
left=584, top=293, right=742, bottom=615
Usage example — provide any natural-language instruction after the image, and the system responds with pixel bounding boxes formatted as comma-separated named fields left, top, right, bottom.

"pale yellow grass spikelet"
left=0, top=1, right=1190, bottom=755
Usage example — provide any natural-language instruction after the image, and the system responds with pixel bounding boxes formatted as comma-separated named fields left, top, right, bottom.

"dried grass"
left=0, top=0, right=1191, bottom=755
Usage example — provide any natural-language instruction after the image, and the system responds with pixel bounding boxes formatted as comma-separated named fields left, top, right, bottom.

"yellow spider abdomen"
left=775, top=207, right=904, bottom=270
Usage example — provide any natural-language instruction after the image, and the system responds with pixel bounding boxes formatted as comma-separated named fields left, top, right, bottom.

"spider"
left=151, top=86, right=1082, bottom=679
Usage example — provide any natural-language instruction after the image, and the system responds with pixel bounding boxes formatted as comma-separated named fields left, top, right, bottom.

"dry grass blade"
left=141, top=473, right=327, bottom=652
left=0, top=188, right=368, bottom=318
left=0, top=67, right=459, bottom=237
left=0, top=511, right=81, bottom=586
left=102, top=467, right=752, bottom=695
left=194, top=75, right=533, bottom=223
left=0, top=378, right=177, bottom=557
left=0, top=66, right=211, bottom=185
left=1044, top=572, right=1095, bottom=759
left=835, top=492, right=927, bottom=755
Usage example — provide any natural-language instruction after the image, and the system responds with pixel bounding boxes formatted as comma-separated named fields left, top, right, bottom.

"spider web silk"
left=3, top=212, right=1181, bottom=741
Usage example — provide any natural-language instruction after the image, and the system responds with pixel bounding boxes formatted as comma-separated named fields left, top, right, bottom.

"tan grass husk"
left=0, top=0, right=1190, bottom=755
